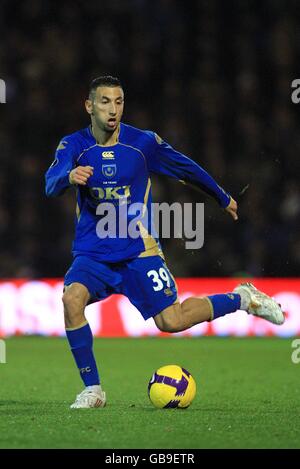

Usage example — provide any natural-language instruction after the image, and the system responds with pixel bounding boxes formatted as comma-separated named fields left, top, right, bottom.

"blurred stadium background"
left=0, top=0, right=299, bottom=337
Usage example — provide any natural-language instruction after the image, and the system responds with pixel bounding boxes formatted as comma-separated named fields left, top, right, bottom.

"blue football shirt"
left=45, top=123, right=231, bottom=262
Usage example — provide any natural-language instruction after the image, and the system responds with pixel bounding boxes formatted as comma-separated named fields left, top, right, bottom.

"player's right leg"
left=62, top=280, right=106, bottom=409
left=63, top=282, right=90, bottom=329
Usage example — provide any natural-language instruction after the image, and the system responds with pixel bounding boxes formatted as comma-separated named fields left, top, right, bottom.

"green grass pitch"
left=0, top=336, right=299, bottom=449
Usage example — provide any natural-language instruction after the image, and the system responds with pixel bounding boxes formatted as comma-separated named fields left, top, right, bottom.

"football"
left=148, top=365, right=196, bottom=409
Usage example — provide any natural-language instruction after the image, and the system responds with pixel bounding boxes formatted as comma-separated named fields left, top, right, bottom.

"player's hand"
left=69, top=166, right=94, bottom=186
left=224, top=196, right=238, bottom=221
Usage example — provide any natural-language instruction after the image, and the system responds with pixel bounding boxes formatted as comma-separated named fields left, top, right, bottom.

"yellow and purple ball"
left=148, top=365, right=196, bottom=409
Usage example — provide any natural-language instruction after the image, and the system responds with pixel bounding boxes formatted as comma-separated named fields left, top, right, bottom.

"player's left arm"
left=146, top=133, right=238, bottom=221
left=224, top=196, right=238, bottom=221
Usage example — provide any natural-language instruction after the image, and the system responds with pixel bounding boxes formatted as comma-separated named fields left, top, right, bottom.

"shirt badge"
left=102, top=164, right=117, bottom=178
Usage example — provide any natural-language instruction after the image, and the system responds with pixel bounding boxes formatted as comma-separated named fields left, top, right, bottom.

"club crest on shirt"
left=102, top=164, right=117, bottom=178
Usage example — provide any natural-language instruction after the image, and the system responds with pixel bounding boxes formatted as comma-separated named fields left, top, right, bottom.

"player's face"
left=88, top=86, right=124, bottom=132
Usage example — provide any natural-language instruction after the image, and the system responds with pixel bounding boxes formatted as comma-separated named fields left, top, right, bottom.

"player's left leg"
left=153, top=283, right=284, bottom=333
left=120, top=256, right=284, bottom=333
left=153, top=296, right=212, bottom=332
left=121, top=256, right=239, bottom=329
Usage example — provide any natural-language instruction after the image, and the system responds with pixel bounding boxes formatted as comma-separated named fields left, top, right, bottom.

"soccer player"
left=45, top=76, right=284, bottom=408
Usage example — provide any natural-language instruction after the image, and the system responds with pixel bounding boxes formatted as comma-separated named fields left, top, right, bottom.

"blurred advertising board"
left=0, top=278, right=299, bottom=337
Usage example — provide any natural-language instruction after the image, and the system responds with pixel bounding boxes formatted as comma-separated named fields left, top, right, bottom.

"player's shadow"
left=0, top=400, right=66, bottom=410
left=0, top=400, right=20, bottom=406
left=134, top=405, right=202, bottom=412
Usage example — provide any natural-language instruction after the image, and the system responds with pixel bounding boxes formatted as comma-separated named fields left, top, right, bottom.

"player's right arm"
left=45, top=137, right=76, bottom=197
left=68, top=166, right=94, bottom=186
left=45, top=137, right=93, bottom=196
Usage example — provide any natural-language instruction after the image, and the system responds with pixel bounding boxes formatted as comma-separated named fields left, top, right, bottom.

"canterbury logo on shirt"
left=102, top=151, right=115, bottom=159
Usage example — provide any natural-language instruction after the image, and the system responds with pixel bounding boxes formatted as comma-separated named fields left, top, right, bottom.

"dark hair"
left=88, top=75, right=122, bottom=99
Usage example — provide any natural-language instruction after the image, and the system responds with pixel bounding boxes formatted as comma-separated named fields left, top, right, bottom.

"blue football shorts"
left=64, top=255, right=178, bottom=320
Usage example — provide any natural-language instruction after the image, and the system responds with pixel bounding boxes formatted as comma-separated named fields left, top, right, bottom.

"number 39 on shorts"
left=147, top=268, right=171, bottom=291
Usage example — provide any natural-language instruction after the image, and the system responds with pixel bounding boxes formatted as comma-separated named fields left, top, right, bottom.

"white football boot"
left=70, top=385, right=106, bottom=409
left=233, top=282, right=285, bottom=325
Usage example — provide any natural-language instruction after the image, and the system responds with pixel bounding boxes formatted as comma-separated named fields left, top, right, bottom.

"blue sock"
left=207, top=293, right=241, bottom=320
left=66, top=322, right=100, bottom=386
